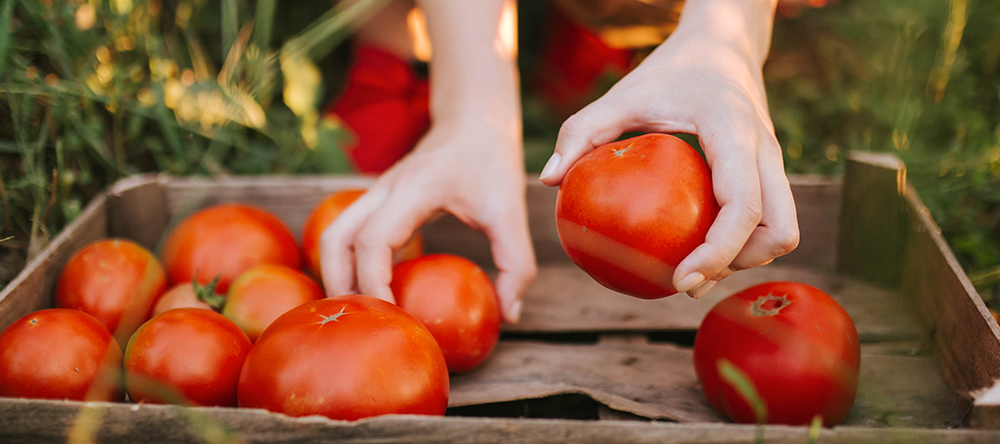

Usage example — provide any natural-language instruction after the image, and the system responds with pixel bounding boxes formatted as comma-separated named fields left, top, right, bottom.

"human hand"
left=540, top=0, right=798, bottom=299
left=319, top=117, right=537, bottom=324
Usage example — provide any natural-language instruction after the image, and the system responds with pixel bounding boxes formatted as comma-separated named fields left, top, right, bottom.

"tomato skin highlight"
left=693, top=281, right=861, bottom=426
left=237, top=296, right=449, bottom=420
left=124, top=308, right=251, bottom=407
left=0, top=309, right=122, bottom=401
left=222, top=264, right=324, bottom=342
left=55, top=239, right=167, bottom=345
left=302, top=189, right=424, bottom=281
left=555, top=133, right=719, bottom=298
left=161, top=204, right=301, bottom=293
left=392, top=254, right=501, bottom=373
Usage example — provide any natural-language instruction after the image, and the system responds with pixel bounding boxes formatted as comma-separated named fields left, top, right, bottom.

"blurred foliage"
left=0, top=0, right=381, bottom=288
left=765, top=0, right=1000, bottom=310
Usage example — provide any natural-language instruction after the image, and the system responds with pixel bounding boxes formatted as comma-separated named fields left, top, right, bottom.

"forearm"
left=416, top=0, right=521, bottom=131
left=672, top=0, right=778, bottom=67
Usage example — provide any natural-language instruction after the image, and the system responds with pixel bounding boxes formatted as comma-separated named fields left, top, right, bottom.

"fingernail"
left=676, top=272, right=706, bottom=293
left=539, top=153, right=561, bottom=181
left=508, top=299, right=523, bottom=324
left=688, top=280, right=718, bottom=300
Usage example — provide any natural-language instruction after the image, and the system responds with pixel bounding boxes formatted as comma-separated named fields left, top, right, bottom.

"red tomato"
left=238, top=296, right=449, bottom=420
left=55, top=239, right=167, bottom=344
left=161, top=204, right=300, bottom=293
left=302, top=189, right=424, bottom=280
left=693, top=282, right=861, bottom=426
left=0, top=309, right=122, bottom=401
left=151, top=279, right=225, bottom=317
left=221, top=264, right=324, bottom=342
left=391, top=254, right=500, bottom=372
left=556, top=133, right=719, bottom=298
left=124, top=308, right=251, bottom=407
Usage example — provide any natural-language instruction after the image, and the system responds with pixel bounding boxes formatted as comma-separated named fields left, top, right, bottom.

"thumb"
left=540, top=99, right=634, bottom=186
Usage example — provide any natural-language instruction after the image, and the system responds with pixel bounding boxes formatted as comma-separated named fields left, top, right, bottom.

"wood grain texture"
left=510, top=263, right=924, bottom=342
left=0, top=194, right=108, bottom=331
left=837, top=152, right=908, bottom=287
left=106, top=175, right=169, bottom=252
left=0, top=399, right=993, bottom=444
left=898, top=187, right=1000, bottom=408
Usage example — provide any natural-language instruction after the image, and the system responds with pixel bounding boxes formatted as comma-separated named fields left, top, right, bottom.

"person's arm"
left=540, top=0, right=798, bottom=299
left=320, top=0, right=536, bottom=323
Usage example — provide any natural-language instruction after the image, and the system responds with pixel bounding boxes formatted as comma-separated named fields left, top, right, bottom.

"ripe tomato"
left=0, top=309, right=122, bottom=401
left=222, top=264, right=324, bottom=342
left=301, top=188, right=424, bottom=280
left=124, top=308, right=251, bottom=407
left=556, top=133, right=719, bottom=298
left=238, top=296, right=449, bottom=420
left=391, top=254, right=500, bottom=372
left=693, top=282, right=861, bottom=426
left=151, top=278, right=225, bottom=317
left=161, top=203, right=300, bottom=293
left=55, top=239, right=167, bottom=344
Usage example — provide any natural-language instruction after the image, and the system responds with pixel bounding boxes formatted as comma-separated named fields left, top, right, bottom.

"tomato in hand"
left=0, top=309, right=122, bottom=401
left=161, top=204, right=300, bottom=293
left=238, top=296, right=449, bottom=420
left=556, top=133, right=719, bottom=298
left=124, top=308, right=251, bottom=407
left=222, top=264, right=324, bottom=342
left=693, top=282, right=861, bottom=426
left=151, top=277, right=225, bottom=317
left=56, top=239, right=167, bottom=345
left=391, top=254, right=500, bottom=372
left=302, top=189, right=424, bottom=280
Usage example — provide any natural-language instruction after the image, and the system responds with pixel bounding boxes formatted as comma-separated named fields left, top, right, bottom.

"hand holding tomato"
left=540, top=0, right=799, bottom=298
left=693, top=282, right=860, bottom=426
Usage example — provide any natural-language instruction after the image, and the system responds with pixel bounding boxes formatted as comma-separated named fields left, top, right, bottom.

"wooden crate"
left=2, top=152, right=1000, bottom=443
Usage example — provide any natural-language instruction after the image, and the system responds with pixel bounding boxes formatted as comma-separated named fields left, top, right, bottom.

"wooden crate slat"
left=0, top=194, right=108, bottom=331
left=2, top=399, right=997, bottom=444
left=511, top=263, right=923, bottom=342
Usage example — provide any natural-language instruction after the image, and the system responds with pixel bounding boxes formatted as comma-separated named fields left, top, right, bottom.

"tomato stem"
left=192, top=276, right=226, bottom=311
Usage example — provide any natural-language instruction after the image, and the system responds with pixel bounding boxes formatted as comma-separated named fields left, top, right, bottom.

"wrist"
left=672, top=0, right=777, bottom=66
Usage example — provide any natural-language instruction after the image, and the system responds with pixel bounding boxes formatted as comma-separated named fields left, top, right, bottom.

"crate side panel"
left=0, top=194, right=108, bottom=331
left=899, top=188, right=1000, bottom=405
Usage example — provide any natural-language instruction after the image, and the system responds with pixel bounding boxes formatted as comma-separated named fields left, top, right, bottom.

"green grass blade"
left=252, top=0, right=276, bottom=50
left=0, top=0, right=16, bottom=76
left=282, top=0, right=390, bottom=61
left=222, top=0, right=239, bottom=59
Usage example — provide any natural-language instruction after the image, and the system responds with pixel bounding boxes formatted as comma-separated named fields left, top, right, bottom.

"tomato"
left=238, top=296, right=449, bottom=420
left=391, top=254, right=500, bottom=372
left=556, top=133, right=719, bottom=298
left=55, top=239, right=167, bottom=344
left=302, top=189, right=424, bottom=280
left=151, top=278, right=225, bottom=317
left=693, top=282, right=861, bottom=426
left=161, top=204, right=301, bottom=293
left=0, top=309, right=122, bottom=401
left=124, top=308, right=251, bottom=407
left=221, top=264, right=324, bottom=342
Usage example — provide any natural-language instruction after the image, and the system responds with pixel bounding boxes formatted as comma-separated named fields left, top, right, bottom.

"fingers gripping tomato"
left=693, top=282, right=861, bottom=426
left=556, top=133, right=719, bottom=298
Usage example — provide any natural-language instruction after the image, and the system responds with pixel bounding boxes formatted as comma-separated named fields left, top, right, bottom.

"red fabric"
left=532, top=8, right=634, bottom=117
left=326, top=46, right=430, bottom=173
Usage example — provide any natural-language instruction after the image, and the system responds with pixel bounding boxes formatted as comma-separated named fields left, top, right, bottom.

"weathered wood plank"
left=510, top=263, right=923, bottom=342
left=0, top=194, right=108, bottom=331
left=0, top=399, right=996, bottom=444
left=898, top=187, right=1000, bottom=408
left=448, top=341, right=959, bottom=429
left=106, top=175, right=169, bottom=252
left=837, top=152, right=908, bottom=287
